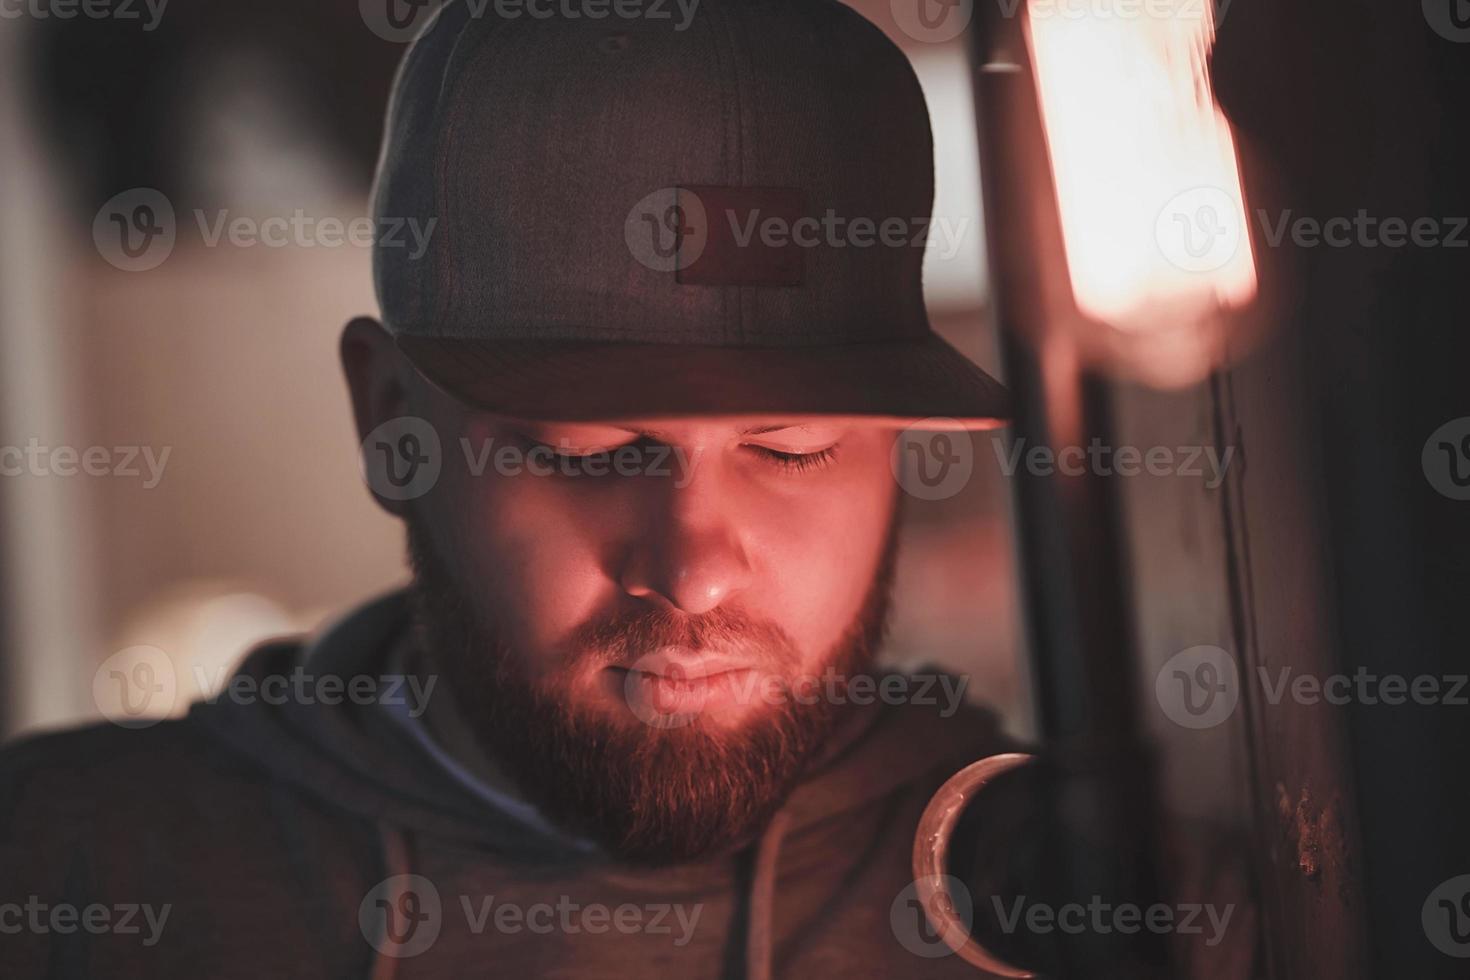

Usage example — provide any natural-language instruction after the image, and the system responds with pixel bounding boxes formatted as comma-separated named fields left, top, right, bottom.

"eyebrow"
left=742, top=423, right=808, bottom=436
left=627, top=422, right=810, bottom=440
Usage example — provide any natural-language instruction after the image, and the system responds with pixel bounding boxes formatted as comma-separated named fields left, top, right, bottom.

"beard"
left=403, top=513, right=898, bottom=865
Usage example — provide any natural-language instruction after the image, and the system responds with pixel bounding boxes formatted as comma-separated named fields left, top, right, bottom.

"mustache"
left=567, top=605, right=799, bottom=670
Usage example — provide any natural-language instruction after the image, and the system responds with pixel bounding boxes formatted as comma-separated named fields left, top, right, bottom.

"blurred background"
left=0, top=0, right=1027, bottom=740
left=5, top=1, right=1470, bottom=975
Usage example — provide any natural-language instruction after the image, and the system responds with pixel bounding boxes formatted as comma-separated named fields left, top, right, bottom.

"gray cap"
left=370, top=0, right=1008, bottom=426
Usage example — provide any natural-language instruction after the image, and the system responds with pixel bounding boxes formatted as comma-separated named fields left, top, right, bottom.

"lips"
left=624, top=668, right=755, bottom=718
left=608, top=648, right=763, bottom=724
left=624, top=648, right=756, bottom=682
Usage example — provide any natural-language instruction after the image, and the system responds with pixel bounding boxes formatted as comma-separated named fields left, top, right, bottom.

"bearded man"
left=0, top=1, right=1016, bottom=976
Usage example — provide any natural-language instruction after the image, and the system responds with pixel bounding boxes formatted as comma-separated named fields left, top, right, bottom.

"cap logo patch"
left=675, top=185, right=806, bottom=287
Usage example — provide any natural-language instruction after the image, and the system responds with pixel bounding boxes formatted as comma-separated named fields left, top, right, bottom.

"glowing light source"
left=1024, top=0, right=1256, bottom=339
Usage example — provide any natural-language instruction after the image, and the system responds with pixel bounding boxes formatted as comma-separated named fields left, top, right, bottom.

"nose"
left=617, top=464, right=753, bottom=616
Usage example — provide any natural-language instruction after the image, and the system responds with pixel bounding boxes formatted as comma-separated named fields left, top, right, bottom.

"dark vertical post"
left=966, top=6, right=1169, bottom=976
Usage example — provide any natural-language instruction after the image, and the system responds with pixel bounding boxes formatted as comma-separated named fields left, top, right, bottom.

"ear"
left=340, top=316, right=413, bottom=517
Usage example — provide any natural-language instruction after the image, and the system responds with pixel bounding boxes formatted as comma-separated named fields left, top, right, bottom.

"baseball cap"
left=369, top=0, right=1009, bottom=428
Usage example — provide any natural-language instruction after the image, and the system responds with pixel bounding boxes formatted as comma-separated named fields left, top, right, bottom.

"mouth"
left=623, top=647, right=757, bottom=680
left=605, top=652, right=762, bottom=722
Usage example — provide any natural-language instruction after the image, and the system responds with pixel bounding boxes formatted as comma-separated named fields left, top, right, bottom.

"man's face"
left=396, top=370, right=902, bottom=861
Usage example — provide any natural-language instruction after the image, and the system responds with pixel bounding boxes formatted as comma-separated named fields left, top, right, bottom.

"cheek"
left=425, top=447, right=620, bottom=681
left=750, top=454, right=896, bottom=667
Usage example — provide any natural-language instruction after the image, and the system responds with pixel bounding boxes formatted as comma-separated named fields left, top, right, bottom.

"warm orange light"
left=1024, top=0, right=1256, bottom=341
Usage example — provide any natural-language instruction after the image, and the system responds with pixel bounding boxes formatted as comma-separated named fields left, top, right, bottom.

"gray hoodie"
left=0, top=591, right=1014, bottom=979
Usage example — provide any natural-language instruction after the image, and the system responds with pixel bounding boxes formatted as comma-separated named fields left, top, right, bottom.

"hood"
left=189, top=588, right=1014, bottom=979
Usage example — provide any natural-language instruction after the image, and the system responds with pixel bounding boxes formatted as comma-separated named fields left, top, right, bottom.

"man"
left=0, top=1, right=1017, bottom=976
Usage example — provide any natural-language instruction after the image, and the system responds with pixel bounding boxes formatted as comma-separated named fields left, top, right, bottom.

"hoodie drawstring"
left=369, top=823, right=414, bottom=980
left=742, top=810, right=791, bottom=980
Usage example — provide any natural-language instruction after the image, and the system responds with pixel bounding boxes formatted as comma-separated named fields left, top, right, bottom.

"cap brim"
left=393, top=332, right=1010, bottom=430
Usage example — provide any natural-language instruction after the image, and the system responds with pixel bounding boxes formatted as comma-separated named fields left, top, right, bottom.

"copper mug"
left=911, top=752, right=1039, bottom=977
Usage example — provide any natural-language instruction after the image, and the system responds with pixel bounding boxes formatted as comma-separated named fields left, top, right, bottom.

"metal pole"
left=967, top=5, right=1170, bottom=975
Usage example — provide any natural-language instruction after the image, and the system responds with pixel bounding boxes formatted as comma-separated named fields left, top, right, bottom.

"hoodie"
left=0, top=591, right=1016, bottom=979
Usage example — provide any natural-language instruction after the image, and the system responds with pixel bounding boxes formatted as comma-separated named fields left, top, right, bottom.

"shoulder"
left=868, top=668, right=1028, bottom=785
left=0, top=636, right=320, bottom=822
left=0, top=717, right=267, bottom=843
left=1, top=717, right=203, bottom=786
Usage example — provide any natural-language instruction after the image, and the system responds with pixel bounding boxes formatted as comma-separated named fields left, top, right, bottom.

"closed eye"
left=745, top=443, right=839, bottom=473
